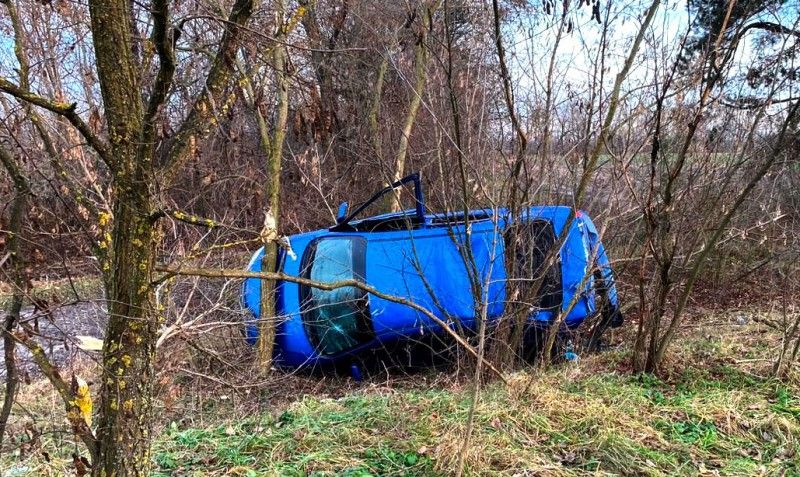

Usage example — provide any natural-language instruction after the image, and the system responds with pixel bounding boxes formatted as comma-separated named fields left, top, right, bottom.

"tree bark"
left=84, top=0, right=156, bottom=473
left=0, top=145, right=29, bottom=450
left=369, top=54, right=390, bottom=163
left=257, top=0, right=290, bottom=370
left=94, top=189, right=158, bottom=477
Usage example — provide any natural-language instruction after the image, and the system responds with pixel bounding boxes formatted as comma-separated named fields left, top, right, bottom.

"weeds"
left=1, top=314, right=799, bottom=476
left=0, top=276, right=103, bottom=310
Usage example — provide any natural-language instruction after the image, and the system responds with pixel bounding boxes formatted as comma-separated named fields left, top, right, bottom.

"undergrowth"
left=142, top=361, right=798, bottom=476
left=1, top=313, right=799, bottom=476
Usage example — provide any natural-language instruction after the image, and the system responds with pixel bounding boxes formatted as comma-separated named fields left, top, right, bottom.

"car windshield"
left=301, top=237, right=371, bottom=355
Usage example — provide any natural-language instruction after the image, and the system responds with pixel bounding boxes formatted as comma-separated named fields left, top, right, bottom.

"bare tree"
left=0, top=0, right=256, bottom=472
left=257, top=0, right=292, bottom=370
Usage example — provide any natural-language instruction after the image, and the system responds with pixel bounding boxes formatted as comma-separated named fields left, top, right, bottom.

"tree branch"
left=154, top=264, right=507, bottom=382
left=177, top=14, right=364, bottom=53
left=0, top=143, right=26, bottom=190
left=491, top=0, right=527, bottom=154
left=737, top=21, right=800, bottom=41
left=0, top=78, right=111, bottom=162
left=1, top=0, right=106, bottom=225
left=158, top=0, right=255, bottom=185
left=0, top=143, right=28, bottom=448
left=722, top=95, right=800, bottom=110
left=656, top=99, right=800, bottom=362
left=139, top=0, right=177, bottom=159
left=11, top=328, right=98, bottom=458
left=150, top=208, right=254, bottom=234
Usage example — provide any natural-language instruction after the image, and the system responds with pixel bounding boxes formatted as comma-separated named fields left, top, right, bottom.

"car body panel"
left=241, top=204, right=621, bottom=369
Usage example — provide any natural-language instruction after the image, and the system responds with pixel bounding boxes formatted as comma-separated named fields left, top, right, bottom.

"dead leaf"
left=490, top=417, right=502, bottom=430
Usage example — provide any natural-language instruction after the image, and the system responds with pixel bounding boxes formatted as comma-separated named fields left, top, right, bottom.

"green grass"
left=2, top=315, right=799, bottom=476
left=150, top=395, right=439, bottom=476
left=141, top=349, right=799, bottom=476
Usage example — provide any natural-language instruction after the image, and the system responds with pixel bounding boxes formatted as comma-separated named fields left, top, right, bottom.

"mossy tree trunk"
left=0, top=145, right=29, bottom=448
left=85, top=2, right=156, bottom=473
left=0, top=0, right=31, bottom=447
left=257, top=0, right=290, bottom=370
left=90, top=0, right=255, bottom=470
left=94, top=189, right=158, bottom=475
left=0, top=0, right=255, bottom=473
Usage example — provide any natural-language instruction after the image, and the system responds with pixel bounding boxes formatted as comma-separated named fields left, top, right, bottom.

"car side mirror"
left=336, top=202, right=349, bottom=224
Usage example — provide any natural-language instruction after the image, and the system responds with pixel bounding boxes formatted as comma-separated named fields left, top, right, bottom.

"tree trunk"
left=257, top=0, right=290, bottom=369
left=299, top=0, right=347, bottom=142
left=93, top=187, right=158, bottom=476
left=0, top=146, right=29, bottom=450
left=385, top=3, right=437, bottom=212
left=369, top=54, right=389, bottom=163
left=489, top=0, right=529, bottom=368
left=0, top=0, right=254, bottom=471
left=87, top=0, right=153, bottom=473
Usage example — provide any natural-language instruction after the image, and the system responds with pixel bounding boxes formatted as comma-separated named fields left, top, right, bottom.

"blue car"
left=242, top=173, right=622, bottom=370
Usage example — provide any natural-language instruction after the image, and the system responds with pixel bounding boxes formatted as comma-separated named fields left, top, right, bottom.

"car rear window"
left=300, top=237, right=373, bottom=355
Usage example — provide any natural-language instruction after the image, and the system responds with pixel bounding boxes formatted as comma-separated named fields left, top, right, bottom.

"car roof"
left=345, top=205, right=577, bottom=227
left=285, top=205, right=582, bottom=243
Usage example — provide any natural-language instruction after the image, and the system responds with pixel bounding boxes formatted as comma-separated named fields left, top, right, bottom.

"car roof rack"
left=330, top=172, right=427, bottom=232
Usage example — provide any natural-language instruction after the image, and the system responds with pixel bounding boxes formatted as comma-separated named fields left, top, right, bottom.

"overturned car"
left=242, top=173, right=622, bottom=370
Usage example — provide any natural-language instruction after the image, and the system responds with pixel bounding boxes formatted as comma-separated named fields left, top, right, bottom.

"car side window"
left=505, top=220, right=563, bottom=311
left=300, top=237, right=372, bottom=355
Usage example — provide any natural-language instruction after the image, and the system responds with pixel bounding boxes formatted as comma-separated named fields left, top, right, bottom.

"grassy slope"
left=148, top=323, right=799, bottom=477
left=2, top=314, right=799, bottom=476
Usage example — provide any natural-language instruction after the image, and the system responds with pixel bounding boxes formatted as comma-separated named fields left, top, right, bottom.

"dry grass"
left=1, top=309, right=799, bottom=476
left=0, top=276, right=104, bottom=310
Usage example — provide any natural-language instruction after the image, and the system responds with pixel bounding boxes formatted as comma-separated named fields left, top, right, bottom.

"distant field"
left=0, top=276, right=104, bottom=310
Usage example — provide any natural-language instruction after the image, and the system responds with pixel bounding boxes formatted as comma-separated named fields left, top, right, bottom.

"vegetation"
left=0, top=0, right=798, bottom=474
left=2, top=314, right=798, bottom=476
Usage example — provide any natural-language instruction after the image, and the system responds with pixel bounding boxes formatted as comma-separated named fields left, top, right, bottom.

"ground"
left=0, top=277, right=106, bottom=379
left=0, top=305, right=798, bottom=476
left=142, top=313, right=799, bottom=477
left=0, top=301, right=106, bottom=380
